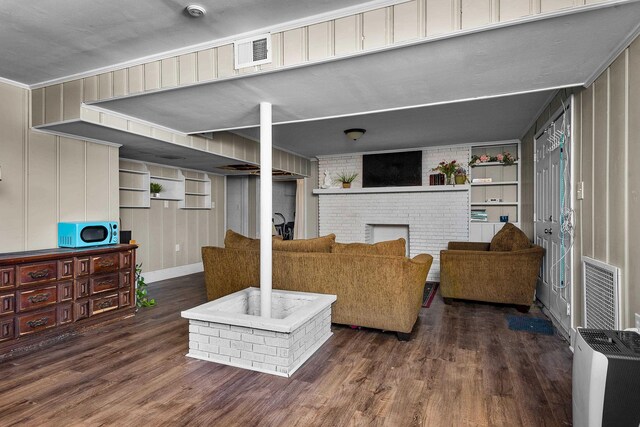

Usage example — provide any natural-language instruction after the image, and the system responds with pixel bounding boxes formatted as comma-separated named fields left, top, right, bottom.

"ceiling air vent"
left=234, top=34, right=271, bottom=69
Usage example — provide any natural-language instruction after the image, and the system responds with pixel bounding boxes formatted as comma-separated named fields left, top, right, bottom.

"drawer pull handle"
left=28, top=269, right=49, bottom=280
left=27, top=317, right=49, bottom=328
left=97, top=300, right=113, bottom=309
left=97, top=259, right=115, bottom=268
left=27, top=293, right=50, bottom=304
left=98, top=279, right=116, bottom=287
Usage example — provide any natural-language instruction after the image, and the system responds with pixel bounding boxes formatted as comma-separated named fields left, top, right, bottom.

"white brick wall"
left=318, top=191, right=468, bottom=280
left=423, top=146, right=472, bottom=183
left=187, top=307, right=332, bottom=377
left=316, top=146, right=472, bottom=280
left=318, top=155, right=362, bottom=188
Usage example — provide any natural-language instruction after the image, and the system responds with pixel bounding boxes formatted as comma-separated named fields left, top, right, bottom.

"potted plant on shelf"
left=150, top=182, right=163, bottom=198
left=432, top=160, right=458, bottom=185
left=335, top=172, right=358, bottom=188
left=454, top=167, right=469, bottom=185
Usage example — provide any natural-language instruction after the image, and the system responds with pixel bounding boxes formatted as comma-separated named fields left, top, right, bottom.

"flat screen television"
left=362, top=151, right=422, bottom=187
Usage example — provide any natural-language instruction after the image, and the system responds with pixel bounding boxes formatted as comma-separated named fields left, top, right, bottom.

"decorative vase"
left=152, top=193, right=160, bottom=198
left=342, top=182, right=351, bottom=189
left=455, top=175, right=467, bottom=185
left=445, top=174, right=454, bottom=185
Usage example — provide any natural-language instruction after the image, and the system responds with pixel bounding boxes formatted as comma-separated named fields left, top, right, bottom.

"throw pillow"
left=489, top=223, right=531, bottom=251
left=331, top=238, right=406, bottom=257
left=224, top=229, right=281, bottom=250
left=272, top=234, right=336, bottom=253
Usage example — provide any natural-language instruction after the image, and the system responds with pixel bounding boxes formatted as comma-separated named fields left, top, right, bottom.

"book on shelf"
left=471, top=209, right=488, bottom=222
left=472, top=178, right=492, bottom=183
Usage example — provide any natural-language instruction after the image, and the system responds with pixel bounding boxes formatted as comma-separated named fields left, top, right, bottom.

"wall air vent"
left=234, top=34, right=271, bottom=69
left=582, top=256, right=621, bottom=330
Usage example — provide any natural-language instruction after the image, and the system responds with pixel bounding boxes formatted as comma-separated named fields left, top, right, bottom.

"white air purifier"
left=572, top=328, right=640, bottom=427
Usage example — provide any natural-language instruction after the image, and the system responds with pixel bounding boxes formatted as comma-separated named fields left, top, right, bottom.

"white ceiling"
left=10, top=1, right=640, bottom=171
left=0, top=0, right=372, bottom=85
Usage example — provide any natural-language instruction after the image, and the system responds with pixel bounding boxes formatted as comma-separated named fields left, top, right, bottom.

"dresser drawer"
left=120, top=250, right=133, bottom=270
left=76, top=278, right=90, bottom=299
left=18, top=261, right=58, bottom=286
left=90, top=253, right=120, bottom=274
left=119, top=289, right=132, bottom=308
left=90, top=274, right=119, bottom=295
left=119, top=269, right=133, bottom=289
left=0, top=293, right=15, bottom=315
left=17, top=285, right=58, bottom=312
left=0, top=267, right=15, bottom=289
left=0, top=317, right=14, bottom=342
left=76, top=257, right=90, bottom=277
left=75, top=299, right=90, bottom=321
left=58, top=281, right=73, bottom=302
left=17, top=308, right=57, bottom=336
left=58, top=303, right=73, bottom=325
left=90, top=294, right=119, bottom=316
left=57, top=259, right=74, bottom=279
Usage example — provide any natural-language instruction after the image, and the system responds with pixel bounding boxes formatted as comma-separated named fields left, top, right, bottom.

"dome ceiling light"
left=344, top=128, right=366, bottom=141
left=185, top=4, right=206, bottom=17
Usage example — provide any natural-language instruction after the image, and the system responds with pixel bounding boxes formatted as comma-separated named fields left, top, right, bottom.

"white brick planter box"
left=181, top=288, right=336, bottom=378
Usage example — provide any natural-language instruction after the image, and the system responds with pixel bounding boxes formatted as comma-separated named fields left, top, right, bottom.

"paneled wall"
left=33, top=0, right=607, bottom=126
left=119, top=161, right=225, bottom=274
left=0, top=81, right=119, bottom=253
left=520, top=35, right=640, bottom=328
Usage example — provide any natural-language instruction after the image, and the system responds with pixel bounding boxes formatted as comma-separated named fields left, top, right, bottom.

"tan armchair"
left=439, top=240, right=544, bottom=312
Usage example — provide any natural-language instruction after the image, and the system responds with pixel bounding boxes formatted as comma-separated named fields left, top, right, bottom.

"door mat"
left=422, top=282, right=439, bottom=308
left=506, top=315, right=554, bottom=335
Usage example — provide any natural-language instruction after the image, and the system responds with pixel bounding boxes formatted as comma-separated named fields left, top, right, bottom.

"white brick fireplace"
left=315, top=146, right=471, bottom=280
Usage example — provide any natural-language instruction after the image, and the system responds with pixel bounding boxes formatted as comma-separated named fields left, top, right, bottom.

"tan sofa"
left=201, top=233, right=433, bottom=339
left=439, top=223, right=544, bottom=312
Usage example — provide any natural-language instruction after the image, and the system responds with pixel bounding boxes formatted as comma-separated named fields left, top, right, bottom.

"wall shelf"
left=120, top=160, right=214, bottom=210
left=180, top=174, right=212, bottom=209
left=470, top=161, right=519, bottom=167
left=119, top=164, right=151, bottom=208
left=313, top=185, right=470, bottom=195
left=471, top=181, right=518, bottom=186
left=471, top=202, right=518, bottom=206
left=469, top=142, right=521, bottom=242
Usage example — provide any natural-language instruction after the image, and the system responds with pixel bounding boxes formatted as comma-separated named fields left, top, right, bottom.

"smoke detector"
left=185, top=4, right=206, bottom=17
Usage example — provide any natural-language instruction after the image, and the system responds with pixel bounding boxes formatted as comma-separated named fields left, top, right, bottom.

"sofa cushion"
left=490, top=223, right=531, bottom=251
left=331, top=238, right=406, bottom=257
left=224, top=229, right=281, bottom=250
left=272, top=234, right=336, bottom=253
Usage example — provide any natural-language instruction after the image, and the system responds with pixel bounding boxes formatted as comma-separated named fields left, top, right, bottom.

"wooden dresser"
left=0, top=244, right=137, bottom=357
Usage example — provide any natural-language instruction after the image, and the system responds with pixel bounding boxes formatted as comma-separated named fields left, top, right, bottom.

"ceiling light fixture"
left=185, top=4, right=206, bottom=17
left=344, top=128, right=366, bottom=141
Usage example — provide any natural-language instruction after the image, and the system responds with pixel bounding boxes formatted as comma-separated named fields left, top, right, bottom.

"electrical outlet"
left=577, top=181, right=584, bottom=200
left=636, top=313, right=640, bottom=329
left=164, top=201, right=169, bottom=208
left=566, top=303, right=571, bottom=316
left=211, top=202, right=215, bottom=209
left=175, top=244, right=180, bottom=252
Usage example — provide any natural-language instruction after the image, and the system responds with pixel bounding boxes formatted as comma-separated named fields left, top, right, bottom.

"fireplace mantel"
left=312, top=185, right=470, bottom=195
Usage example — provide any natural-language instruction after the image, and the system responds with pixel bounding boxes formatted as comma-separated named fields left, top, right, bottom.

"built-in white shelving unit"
left=149, top=172, right=185, bottom=201
left=119, top=163, right=150, bottom=208
left=119, top=159, right=213, bottom=210
left=180, top=171, right=212, bottom=210
left=469, top=142, right=521, bottom=242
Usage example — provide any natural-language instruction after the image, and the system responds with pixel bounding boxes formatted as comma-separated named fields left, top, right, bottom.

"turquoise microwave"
left=58, top=221, right=119, bottom=248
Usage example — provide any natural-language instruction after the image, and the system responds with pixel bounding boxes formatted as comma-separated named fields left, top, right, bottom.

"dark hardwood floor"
left=0, top=274, right=573, bottom=426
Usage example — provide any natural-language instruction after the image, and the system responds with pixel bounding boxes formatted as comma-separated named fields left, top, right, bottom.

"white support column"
left=260, top=102, right=272, bottom=318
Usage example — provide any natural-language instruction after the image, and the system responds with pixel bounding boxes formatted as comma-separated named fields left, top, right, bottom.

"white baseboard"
left=143, top=262, right=203, bottom=284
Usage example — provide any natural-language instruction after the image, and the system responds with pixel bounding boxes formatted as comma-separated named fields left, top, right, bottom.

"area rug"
left=506, top=315, right=555, bottom=335
left=422, top=281, right=439, bottom=308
